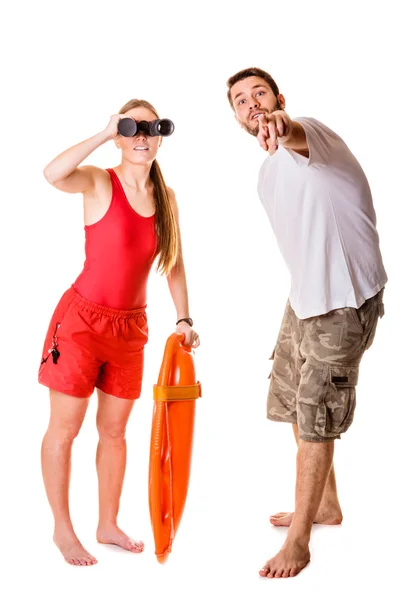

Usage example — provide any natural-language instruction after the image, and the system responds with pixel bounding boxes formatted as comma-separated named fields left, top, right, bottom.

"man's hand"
left=257, top=111, right=293, bottom=155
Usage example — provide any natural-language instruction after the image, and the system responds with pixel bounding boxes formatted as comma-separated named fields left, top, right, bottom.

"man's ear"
left=277, top=94, right=286, bottom=110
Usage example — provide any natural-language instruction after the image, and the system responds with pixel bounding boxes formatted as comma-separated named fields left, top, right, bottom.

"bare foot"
left=54, top=531, right=98, bottom=566
left=96, top=524, right=144, bottom=553
left=270, top=505, right=343, bottom=527
left=259, top=538, right=310, bottom=578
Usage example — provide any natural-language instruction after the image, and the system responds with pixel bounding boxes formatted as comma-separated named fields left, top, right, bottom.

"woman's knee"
left=46, top=417, right=83, bottom=442
left=46, top=391, right=88, bottom=442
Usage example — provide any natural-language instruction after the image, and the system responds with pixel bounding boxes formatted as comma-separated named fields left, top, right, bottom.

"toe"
left=134, top=540, right=144, bottom=552
left=259, top=564, right=269, bottom=577
left=127, top=540, right=142, bottom=553
left=289, top=567, right=299, bottom=577
left=282, top=570, right=290, bottom=578
left=270, top=513, right=291, bottom=526
left=275, top=569, right=284, bottom=578
left=267, top=569, right=276, bottom=579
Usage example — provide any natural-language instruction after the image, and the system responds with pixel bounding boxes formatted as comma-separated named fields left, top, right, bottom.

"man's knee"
left=96, top=419, right=127, bottom=442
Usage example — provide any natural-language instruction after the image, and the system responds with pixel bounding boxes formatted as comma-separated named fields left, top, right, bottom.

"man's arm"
left=257, top=111, right=309, bottom=158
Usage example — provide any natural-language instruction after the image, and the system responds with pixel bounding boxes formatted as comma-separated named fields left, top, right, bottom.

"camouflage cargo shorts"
left=267, top=289, right=385, bottom=442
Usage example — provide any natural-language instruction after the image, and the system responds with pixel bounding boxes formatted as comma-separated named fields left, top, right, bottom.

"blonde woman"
left=39, top=100, right=200, bottom=566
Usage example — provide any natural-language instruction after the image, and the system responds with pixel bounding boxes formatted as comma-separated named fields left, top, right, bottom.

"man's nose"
left=250, top=99, right=260, bottom=110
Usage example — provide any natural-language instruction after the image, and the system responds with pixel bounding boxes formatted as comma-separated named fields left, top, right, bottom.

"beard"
left=242, top=100, right=282, bottom=137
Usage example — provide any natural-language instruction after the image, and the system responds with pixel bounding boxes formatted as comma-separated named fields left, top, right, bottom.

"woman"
left=39, top=99, right=200, bottom=567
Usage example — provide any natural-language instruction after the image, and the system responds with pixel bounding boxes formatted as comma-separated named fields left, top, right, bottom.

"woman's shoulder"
left=166, top=186, right=176, bottom=200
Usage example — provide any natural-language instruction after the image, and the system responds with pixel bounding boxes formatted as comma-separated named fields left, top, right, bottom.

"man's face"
left=230, top=76, right=285, bottom=136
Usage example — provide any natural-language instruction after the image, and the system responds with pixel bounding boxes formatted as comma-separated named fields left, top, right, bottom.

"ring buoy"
left=148, top=333, right=201, bottom=563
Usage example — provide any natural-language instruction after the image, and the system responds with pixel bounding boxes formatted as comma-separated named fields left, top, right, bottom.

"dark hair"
left=227, top=67, right=280, bottom=109
left=119, top=99, right=178, bottom=275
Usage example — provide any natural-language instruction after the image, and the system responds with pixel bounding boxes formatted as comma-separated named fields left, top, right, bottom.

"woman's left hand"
left=176, top=322, right=200, bottom=348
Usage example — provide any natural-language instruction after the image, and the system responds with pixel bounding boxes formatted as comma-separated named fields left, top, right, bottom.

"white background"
left=1, top=0, right=399, bottom=598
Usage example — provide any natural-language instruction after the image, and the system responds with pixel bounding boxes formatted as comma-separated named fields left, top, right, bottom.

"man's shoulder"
left=294, top=117, right=336, bottom=135
left=294, top=117, right=348, bottom=155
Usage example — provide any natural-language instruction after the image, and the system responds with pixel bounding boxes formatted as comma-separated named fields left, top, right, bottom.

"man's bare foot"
left=259, top=537, right=310, bottom=578
left=96, top=524, right=144, bottom=553
left=54, top=530, right=98, bottom=566
left=270, top=505, right=343, bottom=527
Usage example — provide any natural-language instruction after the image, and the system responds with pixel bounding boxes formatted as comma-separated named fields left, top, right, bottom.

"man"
left=227, top=67, right=387, bottom=578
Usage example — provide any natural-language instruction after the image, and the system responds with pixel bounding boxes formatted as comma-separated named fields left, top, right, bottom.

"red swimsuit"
left=39, top=168, right=158, bottom=400
left=74, top=168, right=157, bottom=309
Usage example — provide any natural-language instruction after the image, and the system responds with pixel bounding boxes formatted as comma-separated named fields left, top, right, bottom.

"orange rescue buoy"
left=148, top=333, right=201, bottom=563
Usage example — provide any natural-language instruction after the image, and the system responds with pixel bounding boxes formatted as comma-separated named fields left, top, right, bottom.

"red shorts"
left=38, top=287, right=148, bottom=400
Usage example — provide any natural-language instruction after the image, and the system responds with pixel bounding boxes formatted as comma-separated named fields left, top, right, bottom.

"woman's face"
left=117, top=106, right=161, bottom=166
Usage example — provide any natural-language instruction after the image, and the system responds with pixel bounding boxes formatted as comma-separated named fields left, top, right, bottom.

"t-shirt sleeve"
left=284, top=117, right=335, bottom=167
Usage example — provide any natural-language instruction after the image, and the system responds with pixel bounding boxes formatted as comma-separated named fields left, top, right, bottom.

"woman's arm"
left=166, top=188, right=200, bottom=348
left=43, top=115, right=121, bottom=193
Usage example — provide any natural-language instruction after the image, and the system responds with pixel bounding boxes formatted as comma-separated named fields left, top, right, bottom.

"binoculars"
left=118, top=117, right=175, bottom=137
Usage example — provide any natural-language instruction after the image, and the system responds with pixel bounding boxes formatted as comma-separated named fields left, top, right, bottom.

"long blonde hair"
left=119, top=99, right=179, bottom=275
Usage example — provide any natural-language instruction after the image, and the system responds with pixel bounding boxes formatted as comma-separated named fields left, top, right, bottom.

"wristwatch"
left=176, top=317, right=193, bottom=327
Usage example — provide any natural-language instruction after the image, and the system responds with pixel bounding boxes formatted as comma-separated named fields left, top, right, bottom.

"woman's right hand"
left=104, top=114, right=125, bottom=140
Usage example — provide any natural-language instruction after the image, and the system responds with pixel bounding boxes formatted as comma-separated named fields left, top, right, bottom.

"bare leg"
left=260, top=439, right=334, bottom=578
left=41, top=390, right=97, bottom=566
left=95, top=390, right=144, bottom=553
left=270, top=425, right=343, bottom=527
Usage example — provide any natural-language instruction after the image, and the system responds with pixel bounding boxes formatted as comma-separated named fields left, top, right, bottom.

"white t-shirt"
left=257, top=117, right=387, bottom=319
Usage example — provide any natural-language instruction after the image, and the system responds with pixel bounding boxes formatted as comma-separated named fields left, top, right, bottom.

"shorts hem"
left=38, top=379, right=94, bottom=399
left=96, top=384, right=141, bottom=401
left=267, top=414, right=297, bottom=425
left=299, top=434, right=341, bottom=443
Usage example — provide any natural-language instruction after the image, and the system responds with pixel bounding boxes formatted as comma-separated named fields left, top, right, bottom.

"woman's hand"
left=104, top=114, right=124, bottom=141
left=176, top=321, right=200, bottom=348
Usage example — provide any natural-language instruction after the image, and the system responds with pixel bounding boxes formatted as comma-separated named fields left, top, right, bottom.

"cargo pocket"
left=315, top=365, right=359, bottom=438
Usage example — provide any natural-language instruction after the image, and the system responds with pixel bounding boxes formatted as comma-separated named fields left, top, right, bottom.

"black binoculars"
left=118, top=118, right=175, bottom=137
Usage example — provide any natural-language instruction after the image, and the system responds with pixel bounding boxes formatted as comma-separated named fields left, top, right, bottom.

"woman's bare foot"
left=259, top=537, right=310, bottom=578
left=270, top=504, right=343, bottom=527
left=96, top=524, right=144, bottom=553
left=54, top=529, right=98, bottom=566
